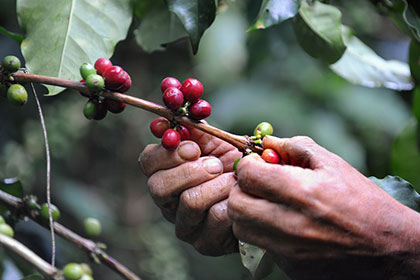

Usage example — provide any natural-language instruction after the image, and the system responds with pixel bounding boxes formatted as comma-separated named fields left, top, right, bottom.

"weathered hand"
left=139, top=127, right=242, bottom=256
left=229, top=135, right=420, bottom=279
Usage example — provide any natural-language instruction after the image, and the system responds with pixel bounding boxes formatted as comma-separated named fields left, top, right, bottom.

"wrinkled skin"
left=139, top=129, right=420, bottom=279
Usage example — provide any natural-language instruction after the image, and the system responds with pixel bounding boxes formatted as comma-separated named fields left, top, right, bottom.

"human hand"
left=139, top=127, right=242, bottom=256
left=229, top=136, right=420, bottom=279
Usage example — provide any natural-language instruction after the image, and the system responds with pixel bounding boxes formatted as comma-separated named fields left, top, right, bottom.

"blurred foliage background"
left=0, top=0, right=414, bottom=279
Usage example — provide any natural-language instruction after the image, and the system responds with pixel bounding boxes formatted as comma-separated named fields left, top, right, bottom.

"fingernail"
left=203, top=157, right=223, bottom=174
left=178, top=142, right=200, bottom=161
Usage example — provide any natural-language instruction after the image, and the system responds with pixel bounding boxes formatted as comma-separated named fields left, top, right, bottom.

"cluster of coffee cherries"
left=149, top=77, right=212, bottom=150
left=0, top=55, right=28, bottom=106
left=79, top=58, right=130, bottom=120
left=63, top=262, right=94, bottom=280
left=25, top=195, right=61, bottom=221
left=252, top=122, right=280, bottom=164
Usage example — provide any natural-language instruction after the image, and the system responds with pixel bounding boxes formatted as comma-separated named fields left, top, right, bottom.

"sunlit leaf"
left=0, top=26, right=24, bottom=43
left=16, top=0, right=133, bottom=95
left=292, top=0, right=346, bottom=64
left=248, top=0, right=300, bottom=32
left=166, top=0, right=217, bottom=54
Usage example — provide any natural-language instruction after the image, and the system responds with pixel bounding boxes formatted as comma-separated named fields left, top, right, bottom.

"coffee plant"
left=1, top=0, right=420, bottom=279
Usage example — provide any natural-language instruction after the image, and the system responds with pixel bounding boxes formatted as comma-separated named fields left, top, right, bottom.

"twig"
left=0, top=190, right=141, bottom=280
left=0, top=233, right=62, bottom=279
left=11, top=72, right=263, bottom=154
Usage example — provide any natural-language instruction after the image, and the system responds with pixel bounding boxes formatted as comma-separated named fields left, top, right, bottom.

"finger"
left=175, top=173, right=236, bottom=238
left=262, top=135, right=322, bottom=169
left=236, top=154, right=315, bottom=204
left=148, top=156, right=224, bottom=209
left=139, top=141, right=201, bottom=176
left=191, top=200, right=238, bottom=256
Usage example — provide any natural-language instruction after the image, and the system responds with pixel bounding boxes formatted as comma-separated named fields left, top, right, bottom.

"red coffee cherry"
left=161, top=129, right=181, bottom=150
left=150, top=117, right=171, bottom=138
left=176, top=125, right=190, bottom=141
left=116, top=71, right=131, bottom=93
left=163, top=87, right=184, bottom=110
left=181, top=78, right=203, bottom=103
left=189, top=100, right=211, bottom=120
left=93, top=100, right=108, bottom=120
left=94, top=58, right=113, bottom=76
left=104, top=98, right=126, bottom=114
left=161, top=77, right=181, bottom=93
left=261, top=148, right=280, bottom=164
left=103, top=66, right=126, bottom=91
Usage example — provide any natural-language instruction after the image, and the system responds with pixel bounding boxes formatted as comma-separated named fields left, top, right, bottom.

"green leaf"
left=21, top=274, right=44, bottom=280
left=413, top=87, right=420, bottom=122
left=370, top=176, right=420, bottom=212
left=0, top=26, right=24, bottom=43
left=391, top=119, right=420, bottom=189
left=166, top=0, right=217, bottom=54
left=134, top=0, right=155, bottom=19
left=409, top=39, right=420, bottom=84
left=0, top=178, right=24, bottom=199
left=330, top=27, right=413, bottom=91
left=248, top=0, right=301, bottom=32
left=388, top=0, right=420, bottom=42
left=16, top=0, right=133, bottom=95
left=292, top=0, right=346, bottom=64
left=134, top=1, right=188, bottom=53
left=239, top=242, right=274, bottom=280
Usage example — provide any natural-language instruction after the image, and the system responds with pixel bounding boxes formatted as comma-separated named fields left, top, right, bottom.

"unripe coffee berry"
left=80, top=275, right=94, bottom=280
left=80, top=263, right=92, bottom=276
left=150, top=117, right=171, bottom=138
left=94, top=58, right=112, bottom=75
left=84, top=217, right=102, bottom=236
left=181, top=78, right=203, bottom=103
left=86, top=74, right=105, bottom=91
left=93, top=100, right=107, bottom=120
left=40, top=203, right=60, bottom=221
left=162, top=129, right=181, bottom=150
left=103, top=66, right=126, bottom=91
left=7, top=84, right=28, bottom=106
left=161, top=77, right=181, bottom=93
left=0, top=215, right=4, bottom=224
left=189, top=100, right=211, bottom=120
left=163, top=87, right=184, bottom=110
left=104, top=98, right=126, bottom=113
left=84, top=100, right=97, bottom=120
left=176, top=125, right=190, bottom=141
left=2, top=55, right=21, bottom=72
left=80, top=63, right=97, bottom=80
left=0, top=223, right=14, bottom=237
left=261, top=148, right=280, bottom=164
left=254, top=122, right=273, bottom=138
left=63, top=263, right=83, bottom=280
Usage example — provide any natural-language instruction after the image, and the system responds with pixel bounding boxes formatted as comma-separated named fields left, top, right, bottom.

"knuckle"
left=180, top=188, right=203, bottom=214
left=208, top=203, right=229, bottom=225
left=290, top=136, right=315, bottom=147
left=147, top=174, right=166, bottom=202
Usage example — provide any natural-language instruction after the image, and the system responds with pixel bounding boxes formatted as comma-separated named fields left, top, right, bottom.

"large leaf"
left=16, top=0, right=133, bottom=95
left=134, top=1, right=188, bottom=53
left=166, top=0, right=217, bottom=54
left=292, top=0, right=346, bottom=64
left=387, top=0, right=420, bottom=42
left=370, top=176, right=420, bottom=212
left=248, top=0, right=301, bottom=32
left=239, top=242, right=274, bottom=280
left=0, top=178, right=23, bottom=199
left=330, top=27, right=413, bottom=91
left=0, top=26, right=24, bottom=43
left=391, top=119, right=420, bottom=189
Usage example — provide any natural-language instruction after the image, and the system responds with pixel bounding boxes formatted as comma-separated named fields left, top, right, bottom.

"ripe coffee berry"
left=80, top=63, right=96, bottom=80
left=161, top=77, right=181, bottom=93
left=261, top=148, right=280, bottom=164
left=162, top=129, right=181, bottom=150
left=7, top=84, right=28, bottom=106
left=103, top=66, right=126, bottom=91
left=163, top=87, right=184, bottom=110
left=2, top=55, right=21, bottom=73
left=85, top=74, right=105, bottom=91
left=93, top=100, right=108, bottom=120
left=104, top=98, right=126, bottom=113
left=116, top=71, right=131, bottom=92
left=189, top=100, right=211, bottom=120
left=181, top=78, right=203, bottom=103
left=94, top=58, right=112, bottom=75
left=176, top=125, right=190, bottom=141
left=150, top=117, right=170, bottom=138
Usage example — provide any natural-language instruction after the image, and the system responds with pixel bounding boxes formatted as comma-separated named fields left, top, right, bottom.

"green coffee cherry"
left=80, top=263, right=92, bottom=276
left=2, top=56, right=21, bottom=73
left=0, top=223, right=14, bottom=237
left=86, top=74, right=104, bottom=91
left=80, top=63, right=96, bottom=80
left=80, top=275, right=94, bottom=280
left=63, top=263, right=83, bottom=280
left=0, top=215, right=5, bottom=224
left=233, top=158, right=241, bottom=175
left=84, top=218, right=102, bottom=237
left=7, top=84, right=28, bottom=106
left=26, top=195, right=40, bottom=210
left=84, top=100, right=97, bottom=120
left=254, top=122, right=273, bottom=138
left=0, top=83, right=8, bottom=98
left=40, top=203, right=60, bottom=221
